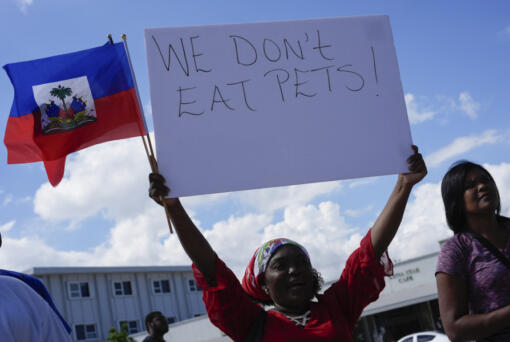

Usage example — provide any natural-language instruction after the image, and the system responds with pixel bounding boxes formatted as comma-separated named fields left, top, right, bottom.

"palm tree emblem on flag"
left=33, top=76, right=97, bottom=135
left=50, top=85, right=72, bottom=113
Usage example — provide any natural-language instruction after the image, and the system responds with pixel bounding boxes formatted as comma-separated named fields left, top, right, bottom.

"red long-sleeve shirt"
left=192, top=230, right=392, bottom=341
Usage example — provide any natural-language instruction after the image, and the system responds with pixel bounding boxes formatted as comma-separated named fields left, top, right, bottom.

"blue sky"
left=0, top=0, right=509, bottom=280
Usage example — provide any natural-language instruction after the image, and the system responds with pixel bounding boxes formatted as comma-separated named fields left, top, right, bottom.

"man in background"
left=143, top=311, right=170, bottom=342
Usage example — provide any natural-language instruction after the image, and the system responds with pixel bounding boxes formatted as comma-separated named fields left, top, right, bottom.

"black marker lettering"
left=230, top=35, right=257, bottom=66
left=190, top=35, right=212, bottom=73
left=294, top=68, right=316, bottom=98
left=152, top=35, right=190, bottom=76
left=283, top=38, right=304, bottom=60
left=312, top=30, right=334, bottom=61
left=311, top=65, right=334, bottom=92
left=211, top=85, right=235, bottom=111
left=264, top=68, right=290, bottom=102
left=337, top=64, right=365, bottom=91
left=177, top=87, right=204, bottom=117
left=227, top=80, right=256, bottom=111
left=262, top=38, right=282, bottom=62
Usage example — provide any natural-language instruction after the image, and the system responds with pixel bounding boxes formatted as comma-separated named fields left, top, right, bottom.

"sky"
left=0, top=0, right=509, bottom=282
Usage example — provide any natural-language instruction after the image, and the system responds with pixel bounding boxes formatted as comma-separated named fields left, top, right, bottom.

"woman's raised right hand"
left=148, top=173, right=178, bottom=206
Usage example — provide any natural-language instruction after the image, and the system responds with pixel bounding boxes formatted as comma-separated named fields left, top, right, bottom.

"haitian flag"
left=3, top=42, right=146, bottom=186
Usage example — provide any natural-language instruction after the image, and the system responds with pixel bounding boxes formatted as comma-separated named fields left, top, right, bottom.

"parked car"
left=397, top=331, right=449, bottom=342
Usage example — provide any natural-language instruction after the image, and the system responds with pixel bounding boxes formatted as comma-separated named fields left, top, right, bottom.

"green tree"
left=104, top=323, right=136, bottom=342
left=50, top=85, right=72, bottom=112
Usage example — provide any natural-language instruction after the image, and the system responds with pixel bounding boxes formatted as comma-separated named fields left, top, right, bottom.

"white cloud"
left=1, top=199, right=360, bottom=282
left=344, top=205, right=373, bottom=218
left=484, top=163, right=510, bottom=217
left=2, top=195, right=13, bottom=206
left=504, top=25, right=510, bottom=35
left=143, top=102, right=152, bottom=117
left=426, top=130, right=505, bottom=168
left=0, top=236, right=91, bottom=272
left=33, top=137, right=153, bottom=222
left=261, top=202, right=360, bottom=281
left=204, top=213, right=273, bottom=273
left=405, top=93, right=437, bottom=124
left=405, top=92, right=481, bottom=125
left=389, top=182, right=451, bottom=261
left=0, top=203, right=191, bottom=271
left=18, top=196, right=32, bottom=204
left=0, top=220, right=16, bottom=233
left=89, top=205, right=191, bottom=267
left=16, top=0, right=33, bottom=13
left=348, top=177, right=378, bottom=189
left=232, top=181, right=342, bottom=213
left=458, top=92, right=480, bottom=119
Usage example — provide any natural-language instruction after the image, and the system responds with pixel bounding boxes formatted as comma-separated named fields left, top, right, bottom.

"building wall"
left=353, top=252, right=444, bottom=342
left=32, top=268, right=206, bottom=342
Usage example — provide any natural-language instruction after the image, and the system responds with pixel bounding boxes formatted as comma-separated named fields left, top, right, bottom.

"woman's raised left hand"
left=400, top=145, right=427, bottom=186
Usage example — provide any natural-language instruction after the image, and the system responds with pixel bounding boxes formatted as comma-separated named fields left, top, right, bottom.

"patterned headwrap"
left=242, top=238, right=310, bottom=301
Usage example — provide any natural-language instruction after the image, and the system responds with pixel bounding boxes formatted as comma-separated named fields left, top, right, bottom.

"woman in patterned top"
left=436, top=161, right=510, bottom=342
left=149, top=146, right=426, bottom=341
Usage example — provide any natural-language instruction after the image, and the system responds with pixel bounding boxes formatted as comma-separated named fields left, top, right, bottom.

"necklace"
left=281, top=310, right=311, bottom=327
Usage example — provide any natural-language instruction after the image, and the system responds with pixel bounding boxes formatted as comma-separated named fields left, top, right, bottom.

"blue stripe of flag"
left=3, top=42, right=134, bottom=118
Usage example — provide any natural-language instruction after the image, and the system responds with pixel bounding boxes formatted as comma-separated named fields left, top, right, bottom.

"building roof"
left=362, top=280, right=438, bottom=316
left=25, top=265, right=192, bottom=275
left=389, top=251, right=439, bottom=267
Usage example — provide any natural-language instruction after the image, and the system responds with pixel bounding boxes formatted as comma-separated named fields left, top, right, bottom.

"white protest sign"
left=145, top=15, right=413, bottom=197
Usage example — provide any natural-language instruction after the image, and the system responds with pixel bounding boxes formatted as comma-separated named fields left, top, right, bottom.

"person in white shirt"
left=0, top=275, right=72, bottom=342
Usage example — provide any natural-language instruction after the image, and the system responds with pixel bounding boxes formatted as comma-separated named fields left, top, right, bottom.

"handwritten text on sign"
left=145, top=16, right=413, bottom=197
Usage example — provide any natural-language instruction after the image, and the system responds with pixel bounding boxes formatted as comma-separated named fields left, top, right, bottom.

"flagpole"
left=120, top=34, right=174, bottom=234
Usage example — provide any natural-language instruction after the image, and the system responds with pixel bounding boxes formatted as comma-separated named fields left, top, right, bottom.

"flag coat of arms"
left=3, top=42, right=146, bottom=186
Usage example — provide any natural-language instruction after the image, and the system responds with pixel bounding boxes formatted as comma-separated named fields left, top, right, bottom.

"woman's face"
left=463, top=168, right=499, bottom=216
left=263, top=245, right=314, bottom=314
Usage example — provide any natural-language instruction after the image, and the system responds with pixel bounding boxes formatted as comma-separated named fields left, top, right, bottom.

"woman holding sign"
left=149, top=146, right=426, bottom=341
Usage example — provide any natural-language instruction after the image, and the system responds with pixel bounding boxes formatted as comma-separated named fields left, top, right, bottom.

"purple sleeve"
left=435, top=237, right=467, bottom=278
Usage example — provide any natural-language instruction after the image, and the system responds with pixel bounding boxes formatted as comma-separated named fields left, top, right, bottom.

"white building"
left=354, top=251, right=442, bottom=341
left=25, top=266, right=207, bottom=341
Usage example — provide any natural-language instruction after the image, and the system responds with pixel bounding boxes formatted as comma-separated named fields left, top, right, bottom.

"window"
left=75, top=324, right=97, bottom=340
left=188, top=279, right=202, bottom=292
left=153, top=279, right=171, bottom=294
left=417, top=335, right=436, bottom=342
left=167, top=316, right=176, bottom=324
left=400, top=338, right=413, bottom=342
left=68, top=282, right=90, bottom=299
left=119, top=320, right=139, bottom=334
left=113, top=281, right=132, bottom=296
